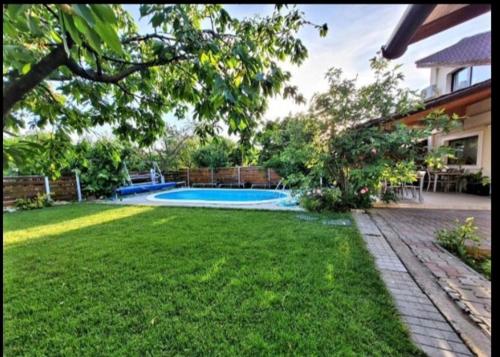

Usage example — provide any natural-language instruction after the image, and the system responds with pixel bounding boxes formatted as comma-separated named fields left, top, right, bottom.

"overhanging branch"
left=64, top=54, right=191, bottom=84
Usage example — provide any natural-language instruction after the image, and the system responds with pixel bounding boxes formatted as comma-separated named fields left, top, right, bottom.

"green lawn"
left=4, top=204, right=423, bottom=356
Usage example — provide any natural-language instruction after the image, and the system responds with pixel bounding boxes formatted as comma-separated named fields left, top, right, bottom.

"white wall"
left=429, top=66, right=459, bottom=95
left=429, top=99, right=491, bottom=177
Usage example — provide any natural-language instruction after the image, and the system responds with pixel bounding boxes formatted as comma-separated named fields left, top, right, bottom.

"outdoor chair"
left=442, top=168, right=465, bottom=192
left=192, top=182, right=217, bottom=188
left=426, top=169, right=448, bottom=192
left=217, top=182, right=244, bottom=188
left=383, top=171, right=425, bottom=202
left=251, top=183, right=270, bottom=189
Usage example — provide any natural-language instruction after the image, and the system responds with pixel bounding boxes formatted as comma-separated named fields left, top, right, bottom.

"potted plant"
left=424, top=147, right=456, bottom=171
left=463, top=170, right=490, bottom=196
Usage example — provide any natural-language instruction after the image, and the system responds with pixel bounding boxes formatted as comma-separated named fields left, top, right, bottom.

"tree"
left=255, top=113, right=323, bottom=186
left=3, top=131, right=75, bottom=177
left=154, top=124, right=195, bottom=171
left=3, top=4, right=327, bottom=165
left=309, top=57, right=461, bottom=209
left=191, top=137, right=237, bottom=169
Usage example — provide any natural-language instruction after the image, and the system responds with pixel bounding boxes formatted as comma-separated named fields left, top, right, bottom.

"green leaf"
left=229, top=117, right=237, bottom=130
left=238, top=119, right=248, bottom=130
left=27, top=15, right=43, bottom=36
left=94, top=21, right=123, bottom=55
left=72, top=4, right=96, bottom=26
left=62, top=14, right=83, bottom=46
left=90, top=4, right=116, bottom=23
left=57, top=9, right=71, bottom=57
left=7, top=4, right=29, bottom=19
left=73, top=16, right=102, bottom=53
left=151, top=13, right=165, bottom=28
left=3, top=21, right=16, bottom=37
left=234, top=74, right=244, bottom=87
left=21, top=63, right=31, bottom=75
left=200, top=52, right=210, bottom=65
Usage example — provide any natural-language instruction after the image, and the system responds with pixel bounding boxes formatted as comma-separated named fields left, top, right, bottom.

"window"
left=447, top=136, right=478, bottom=165
left=451, top=65, right=491, bottom=92
left=471, top=65, right=491, bottom=85
left=452, top=67, right=471, bottom=91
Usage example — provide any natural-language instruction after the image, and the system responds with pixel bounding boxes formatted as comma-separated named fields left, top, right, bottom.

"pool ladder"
left=275, top=179, right=286, bottom=191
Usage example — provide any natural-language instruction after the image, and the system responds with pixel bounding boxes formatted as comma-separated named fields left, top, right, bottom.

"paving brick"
left=352, top=212, right=473, bottom=357
left=403, top=314, right=454, bottom=333
left=370, top=208, right=491, bottom=337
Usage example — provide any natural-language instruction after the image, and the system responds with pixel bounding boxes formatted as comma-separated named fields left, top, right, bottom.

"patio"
left=374, top=191, right=491, bottom=211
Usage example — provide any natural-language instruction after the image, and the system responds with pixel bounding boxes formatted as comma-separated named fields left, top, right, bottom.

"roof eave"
left=358, top=79, right=491, bottom=129
left=381, top=5, right=436, bottom=60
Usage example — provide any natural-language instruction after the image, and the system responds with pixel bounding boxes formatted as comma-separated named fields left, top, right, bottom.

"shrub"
left=481, top=259, right=491, bottom=279
left=15, top=193, right=52, bottom=210
left=77, top=140, right=129, bottom=198
left=436, top=217, right=480, bottom=257
left=299, top=187, right=342, bottom=212
left=436, top=217, right=490, bottom=279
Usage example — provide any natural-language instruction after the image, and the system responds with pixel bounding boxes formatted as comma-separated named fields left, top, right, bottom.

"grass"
left=4, top=204, right=423, bottom=356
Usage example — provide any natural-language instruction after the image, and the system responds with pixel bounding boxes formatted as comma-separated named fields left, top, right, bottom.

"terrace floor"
left=373, top=192, right=491, bottom=211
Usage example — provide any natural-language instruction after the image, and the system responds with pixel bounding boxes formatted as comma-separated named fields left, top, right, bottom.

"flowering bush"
left=299, top=187, right=342, bottom=212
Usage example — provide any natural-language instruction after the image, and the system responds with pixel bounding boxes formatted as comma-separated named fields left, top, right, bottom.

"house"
left=375, top=5, right=491, bottom=179
left=405, top=32, right=491, bottom=177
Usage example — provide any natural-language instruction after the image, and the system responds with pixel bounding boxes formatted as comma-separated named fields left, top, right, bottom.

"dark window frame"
left=446, top=135, right=479, bottom=166
left=451, top=67, right=472, bottom=92
left=451, top=65, right=491, bottom=92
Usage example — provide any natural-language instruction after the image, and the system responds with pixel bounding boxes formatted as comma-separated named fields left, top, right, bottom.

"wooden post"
left=238, top=166, right=241, bottom=187
left=75, top=173, right=82, bottom=202
left=44, top=176, right=51, bottom=200
left=187, top=168, right=190, bottom=187
left=211, top=168, right=214, bottom=185
left=267, top=168, right=271, bottom=188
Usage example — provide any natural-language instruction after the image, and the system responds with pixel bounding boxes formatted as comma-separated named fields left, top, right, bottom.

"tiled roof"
left=416, top=31, right=491, bottom=68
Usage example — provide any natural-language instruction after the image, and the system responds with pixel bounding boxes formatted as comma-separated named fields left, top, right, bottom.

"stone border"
left=353, top=212, right=474, bottom=357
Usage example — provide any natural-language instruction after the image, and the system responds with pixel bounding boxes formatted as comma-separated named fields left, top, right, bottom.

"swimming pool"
left=147, top=188, right=289, bottom=205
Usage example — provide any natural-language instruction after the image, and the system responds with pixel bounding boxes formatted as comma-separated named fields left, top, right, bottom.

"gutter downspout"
left=381, top=4, right=436, bottom=60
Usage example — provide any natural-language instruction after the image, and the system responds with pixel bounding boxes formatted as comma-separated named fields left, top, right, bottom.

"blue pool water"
left=152, top=189, right=288, bottom=203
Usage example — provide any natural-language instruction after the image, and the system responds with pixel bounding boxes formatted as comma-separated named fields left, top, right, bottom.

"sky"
left=98, top=5, right=492, bottom=138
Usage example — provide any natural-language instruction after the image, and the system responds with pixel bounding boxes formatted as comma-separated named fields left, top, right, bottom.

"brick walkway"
left=353, top=212, right=473, bottom=356
left=370, top=209, right=490, bottom=334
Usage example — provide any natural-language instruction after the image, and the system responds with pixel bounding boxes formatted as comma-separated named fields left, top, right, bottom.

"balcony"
left=420, top=84, right=439, bottom=100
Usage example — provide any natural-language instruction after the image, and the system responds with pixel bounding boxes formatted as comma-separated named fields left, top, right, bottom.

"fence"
left=3, top=174, right=82, bottom=208
left=154, top=166, right=282, bottom=187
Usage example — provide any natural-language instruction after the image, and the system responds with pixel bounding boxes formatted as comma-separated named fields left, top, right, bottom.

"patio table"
left=432, top=171, right=465, bottom=192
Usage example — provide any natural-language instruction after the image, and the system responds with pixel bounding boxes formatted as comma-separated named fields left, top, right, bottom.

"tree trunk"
left=3, top=45, right=69, bottom=122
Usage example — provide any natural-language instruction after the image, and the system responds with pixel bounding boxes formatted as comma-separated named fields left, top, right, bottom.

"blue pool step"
left=116, top=182, right=176, bottom=196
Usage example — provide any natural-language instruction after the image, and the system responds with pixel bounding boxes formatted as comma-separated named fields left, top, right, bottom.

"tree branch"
left=64, top=53, right=192, bottom=84
left=122, top=34, right=176, bottom=44
left=3, top=44, right=70, bottom=121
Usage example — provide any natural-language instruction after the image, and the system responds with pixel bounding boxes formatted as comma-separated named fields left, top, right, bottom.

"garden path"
left=368, top=208, right=490, bottom=356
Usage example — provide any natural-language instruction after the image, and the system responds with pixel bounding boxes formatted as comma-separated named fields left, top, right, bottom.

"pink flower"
left=371, top=148, right=377, bottom=155
left=360, top=187, right=369, bottom=194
